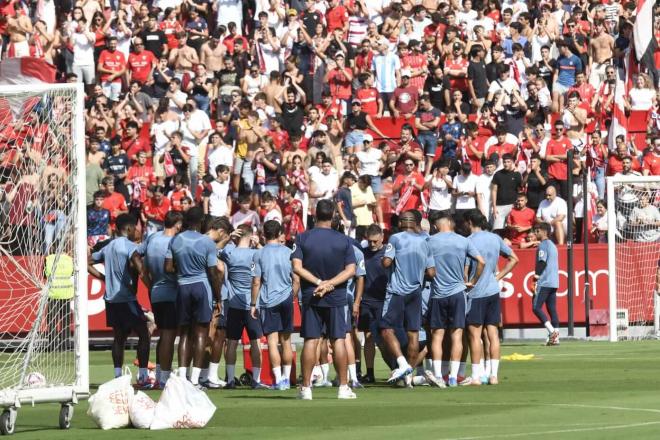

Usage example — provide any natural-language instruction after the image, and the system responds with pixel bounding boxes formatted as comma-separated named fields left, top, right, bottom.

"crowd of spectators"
left=0, top=0, right=658, bottom=250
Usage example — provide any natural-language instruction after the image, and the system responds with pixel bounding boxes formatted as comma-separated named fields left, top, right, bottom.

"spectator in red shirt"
left=393, top=157, right=425, bottom=215
left=325, top=51, right=354, bottom=113
left=101, top=177, right=128, bottom=229
left=97, top=36, right=127, bottom=102
left=326, top=0, right=349, bottom=35
left=126, top=151, right=156, bottom=209
left=142, top=185, right=171, bottom=235
left=505, top=193, right=536, bottom=247
left=355, top=73, right=382, bottom=117
left=444, top=41, right=469, bottom=101
left=127, top=37, right=156, bottom=85
left=167, top=175, right=193, bottom=211
left=545, top=120, right=572, bottom=200
left=607, top=135, right=642, bottom=176
left=643, top=140, right=660, bottom=176
left=121, top=121, right=151, bottom=163
left=387, top=124, right=424, bottom=175
left=390, top=68, right=419, bottom=118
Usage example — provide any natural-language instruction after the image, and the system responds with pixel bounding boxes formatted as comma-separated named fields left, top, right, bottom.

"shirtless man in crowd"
left=168, top=32, right=199, bottom=79
left=6, top=8, right=33, bottom=58
left=200, top=30, right=226, bottom=75
left=588, top=19, right=614, bottom=89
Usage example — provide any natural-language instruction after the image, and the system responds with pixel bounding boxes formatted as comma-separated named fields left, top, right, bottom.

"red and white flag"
left=634, top=0, right=658, bottom=76
left=608, top=50, right=634, bottom=151
left=0, top=57, right=56, bottom=120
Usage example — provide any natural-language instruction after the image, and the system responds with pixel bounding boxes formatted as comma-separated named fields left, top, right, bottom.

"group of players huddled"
left=88, top=199, right=560, bottom=400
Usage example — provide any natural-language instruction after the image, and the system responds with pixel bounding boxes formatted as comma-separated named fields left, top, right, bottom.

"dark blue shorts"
left=105, top=300, right=146, bottom=332
left=427, top=292, right=466, bottom=330
left=216, top=300, right=227, bottom=329
left=177, top=281, right=213, bottom=325
left=380, top=292, right=422, bottom=332
left=152, top=301, right=178, bottom=330
left=260, top=297, right=294, bottom=335
left=466, top=294, right=501, bottom=326
left=301, top=304, right=346, bottom=340
left=357, top=301, right=383, bottom=332
left=226, top=307, right=263, bottom=340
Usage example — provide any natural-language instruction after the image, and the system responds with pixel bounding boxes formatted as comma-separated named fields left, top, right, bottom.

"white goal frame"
left=0, top=83, right=88, bottom=409
left=607, top=175, right=660, bottom=342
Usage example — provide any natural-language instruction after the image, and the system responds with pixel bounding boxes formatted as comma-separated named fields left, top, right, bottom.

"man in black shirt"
left=424, top=66, right=445, bottom=111
left=522, top=153, right=548, bottom=210
left=536, top=45, right=557, bottom=93
left=467, top=45, right=489, bottom=112
left=139, top=14, right=168, bottom=59
left=300, top=0, right=323, bottom=36
left=490, top=153, right=522, bottom=234
left=486, top=45, right=505, bottom=83
left=281, top=88, right=306, bottom=137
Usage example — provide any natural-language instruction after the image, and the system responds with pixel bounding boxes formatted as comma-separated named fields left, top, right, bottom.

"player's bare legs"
left=302, top=338, right=320, bottom=387
left=406, top=330, right=419, bottom=368
left=158, top=328, right=177, bottom=378
left=111, top=328, right=129, bottom=376
left=330, top=337, right=348, bottom=386
left=486, top=324, right=501, bottom=384
left=467, top=325, right=484, bottom=385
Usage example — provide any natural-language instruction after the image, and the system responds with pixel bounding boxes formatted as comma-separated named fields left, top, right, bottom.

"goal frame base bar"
left=606, top=175, right=660, bottom=342
left=0, top=385, right=89, bottom=408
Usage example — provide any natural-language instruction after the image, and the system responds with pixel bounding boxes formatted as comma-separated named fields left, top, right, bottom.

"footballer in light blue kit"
left=138, top=211, right=183, bottom=388
left=164, top=207, right=225, bottom=387
left=221, top=224, right=266, bottom=389
left=380, top=210, right=435, bottom=385
left=291, top=200, right=357, bottom=400
left=88, top=214, right=152, bottom=387
left=426, top=213, right=484, bottom=388
left=250, top=221, right=299, bottom=390
left=345, top=239, right=366, bottom=388
left=532, top=222, right=560, bottom=346
left=464, top=211, right=518, bottom=386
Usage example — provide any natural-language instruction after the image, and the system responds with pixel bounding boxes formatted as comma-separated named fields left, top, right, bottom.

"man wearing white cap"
left=390, top=69, right=419, bottom=119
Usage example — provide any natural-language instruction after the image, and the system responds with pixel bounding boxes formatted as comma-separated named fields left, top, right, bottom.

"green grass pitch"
left=7, top=340, right=660, bottom=439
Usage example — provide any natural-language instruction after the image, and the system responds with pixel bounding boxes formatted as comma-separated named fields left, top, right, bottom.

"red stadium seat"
left=367, top=116, right=414, bottom=142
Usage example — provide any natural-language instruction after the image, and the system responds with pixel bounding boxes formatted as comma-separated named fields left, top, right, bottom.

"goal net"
left=607, top=175, right=660, bottom=341
left=0, top=83, right=88, bottom=408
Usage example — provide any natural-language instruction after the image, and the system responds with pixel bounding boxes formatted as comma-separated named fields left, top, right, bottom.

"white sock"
left=208, top=362, right=220, bottom=382
left=155, top=364, right=161, bottom=383
left=114, top=367, right=122, bottom=378
left=226, top=364, right=236, bottom=383
left=544, top=321, right=555, bottom=333
left=471, top=363, right=482, bottom=380
left=161, top=370, right=171, bottom=385
left=253, top=367, right=261, bottom=383
left=484, top=360, right=491, bottom=377
left=449, top=361, right=460, bottom=379
left=424, top=358, right=433, bottom=371
left=348, top=364, right=357, bottom=382
left=320, top=363, right=330, bottom=381
left=177, top=366, right=187, bottom=378
left=273, top=367, right=283, bottom=384
left=458, top=362, right=467, bottom=378
left=491, top=359, right=500, bottom=378
left=441, top=361, right=450, bottom=377
left=282, top=364, right=292, bottom=381
left=396, top=356, right=409, bottom=370
left=138, top=368, right=148, bottom=381
left=432, top=360, right=442, bottom=378
left=190, top=367, right=201, bottom=385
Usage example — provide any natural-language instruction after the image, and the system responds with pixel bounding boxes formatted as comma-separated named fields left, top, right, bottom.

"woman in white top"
left=626, top=73, right=656, bottom=112
left=424, top=161, right=454, bottom=215
left=590, top=200, right=608, bottom=243
left=397, top=19, right=415, bottom=46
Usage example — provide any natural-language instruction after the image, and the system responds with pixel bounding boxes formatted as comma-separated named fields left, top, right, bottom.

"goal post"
left=0, top=82, right=88, bottom=431
left=607, top=175, right=660, bottom=342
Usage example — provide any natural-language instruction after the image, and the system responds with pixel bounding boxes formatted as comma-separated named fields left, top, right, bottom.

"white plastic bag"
left=87, top=371, right=134, bottom=430
left=150, top=374, right=216, bottom=430
left=129, top=391, right=156, bottom=429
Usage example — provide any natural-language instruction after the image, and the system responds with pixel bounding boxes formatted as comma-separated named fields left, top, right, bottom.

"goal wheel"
left=59, top=404, right=73, bottom=430
left=0, top=408, right=16, bottom=435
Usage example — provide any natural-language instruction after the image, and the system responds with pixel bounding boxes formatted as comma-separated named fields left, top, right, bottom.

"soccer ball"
left=25, top=372, right=46, bottom=387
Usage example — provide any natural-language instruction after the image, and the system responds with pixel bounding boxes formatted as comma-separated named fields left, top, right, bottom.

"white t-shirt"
left=168, top=90, right=188, bottom=115
left=72, top=32, right=95, bottom=66
left=453, top=173, right=478, bottom=209
left=537, top=196, right=568, bottom=229
left=364, top=0, right=391, bottom=26
left=312, top=171, right=338, bottom=200
left=150, top=120, right=179, bottom=155
left=207, top=145, right=234, bottom=177
left=208, top=180, right=230, bottom=217
left=264, top=208, right=283, bottom=224
left=629, top=88, right=655, bottom=111
left=356, top=148, right=383, bottom=177
left=257, top=42, right=281, bottom=76
left=476, top=173, right=494, bottom=216
left=488, top=77, right=519, bottom=97
left=427, top=175, right=452, bottom=211
left=180, top=110, right=212, bottom=156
